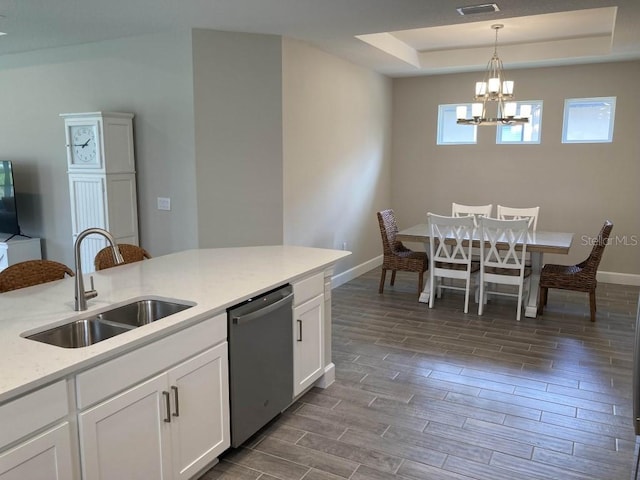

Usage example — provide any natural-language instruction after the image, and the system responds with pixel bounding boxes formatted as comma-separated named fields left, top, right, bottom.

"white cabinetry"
left=0, top=237, right=42, bottom=272
left=0, top=381, right=75, bottom=480
left=292, top=272, right=325, bottom=397
left=61, top=112, right=139, bottom=273
left=76, top=316, right=229, bottom=480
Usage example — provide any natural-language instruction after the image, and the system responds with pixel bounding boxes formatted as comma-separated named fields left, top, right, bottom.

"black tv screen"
left=0, top=160, right=21, bottom=236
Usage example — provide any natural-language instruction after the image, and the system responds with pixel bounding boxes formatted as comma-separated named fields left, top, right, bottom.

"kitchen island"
left=0, top=246, right=349, bottom=480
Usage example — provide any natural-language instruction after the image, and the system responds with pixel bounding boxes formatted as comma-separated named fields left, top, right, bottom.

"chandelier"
left=456, top=24, right=529, bottom=126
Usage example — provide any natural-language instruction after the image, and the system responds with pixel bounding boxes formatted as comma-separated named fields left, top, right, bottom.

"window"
left=496, top=101, right=543, bottom=144
left=437, top=104, right=477, bottom=145
left=562, top=97, right=616, bottom=143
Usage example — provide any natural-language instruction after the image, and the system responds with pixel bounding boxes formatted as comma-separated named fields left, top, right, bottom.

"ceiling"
left=0, top=0, right=639, bottom=77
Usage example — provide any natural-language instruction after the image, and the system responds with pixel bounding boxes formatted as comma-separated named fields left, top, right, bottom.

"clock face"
left=70, top=125, right=98, bottom=166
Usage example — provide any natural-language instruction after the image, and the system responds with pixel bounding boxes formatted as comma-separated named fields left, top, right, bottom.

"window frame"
left=495, top=100, right=543, bottom=145
left=562, top=96, right=616, bottom=144
left=437, top=104, right=477, bottom=146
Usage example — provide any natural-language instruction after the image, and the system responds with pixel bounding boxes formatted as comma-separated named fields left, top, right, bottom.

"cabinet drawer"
left=293, top=272, right=324, bottom=306
left=0, top=380, right=68, bottom=449
left=76, top=313, right=226, bottom=409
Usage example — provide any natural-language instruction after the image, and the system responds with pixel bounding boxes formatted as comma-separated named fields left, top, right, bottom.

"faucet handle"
left=85, top=275, right=98, bottom=301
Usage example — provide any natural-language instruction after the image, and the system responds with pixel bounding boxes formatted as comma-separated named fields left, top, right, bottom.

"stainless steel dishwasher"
left=227, top=284, right=293, bottom=447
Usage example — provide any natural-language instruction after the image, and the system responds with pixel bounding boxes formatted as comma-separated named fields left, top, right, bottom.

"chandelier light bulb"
left=504, top=102, right=517, bottom=117
left=502, top=81, right=514, bottom=96
left=488, top=78, right=500, bottom=93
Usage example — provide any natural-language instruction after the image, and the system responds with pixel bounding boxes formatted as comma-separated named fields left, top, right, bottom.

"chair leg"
left=390, top=270, right=397, bottom=286
left=379, top=269, right=387, bottom=294
left=589, top=290, right=597, bottom=322
left=538, top=287, right=547, bottom=315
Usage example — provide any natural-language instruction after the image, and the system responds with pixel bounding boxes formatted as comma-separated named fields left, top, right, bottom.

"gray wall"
left=392, top=61, right=640, bottom=275
left=0, top=29, right=390, bottom=279
left=193, top=30, right=284, bottom=247
left=0, top=31, right=198, bottom=267
left=282, top=38, right=393, bottom=273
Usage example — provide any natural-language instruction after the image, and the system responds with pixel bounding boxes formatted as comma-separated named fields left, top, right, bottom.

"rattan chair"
left=538, top=220, right=613, bottom=322
left=0, top=259, right=74, bottom=293
left=94, top=244, right=151, bottom=271
left=377, top=209, right=428, bottom=296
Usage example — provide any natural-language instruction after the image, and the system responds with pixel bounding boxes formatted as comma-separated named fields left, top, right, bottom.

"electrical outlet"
left=157, top=197, right=171, bottom=211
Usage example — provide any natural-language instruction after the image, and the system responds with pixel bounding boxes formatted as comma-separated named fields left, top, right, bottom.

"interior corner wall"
left=391, top=61, right=640, bottom=275
left=192, top=29, right=284, bottom=248
left=0, top=31, right=198, bottom=267
left=282, top=38, right=392, bottom=275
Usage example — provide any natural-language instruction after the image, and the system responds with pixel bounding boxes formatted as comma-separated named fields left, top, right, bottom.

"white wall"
left=282, top=38, right=393, bottom=274
left=0, top=31, right=198, bottom=267
left=392, top=61, right=640, bottom=275
left=192, top=29, right=284, bottom=248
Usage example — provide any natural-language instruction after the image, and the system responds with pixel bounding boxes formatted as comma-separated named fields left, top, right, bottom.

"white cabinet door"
left=0, top=423, right=74, bottom=480
left=169, top=343, right=230, bottom=480
left=79, top=374, right=172, bottom=480
left=293, top=294, right=324, bottom=396
left=78, top=343, right=230, bottom=480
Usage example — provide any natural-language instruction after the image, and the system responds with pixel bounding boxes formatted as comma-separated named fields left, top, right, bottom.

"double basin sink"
left=26, top=299, right=193, bottom=349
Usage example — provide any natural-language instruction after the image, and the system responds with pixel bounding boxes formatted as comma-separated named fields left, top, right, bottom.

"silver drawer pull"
left=171, top=386, right=180, bottom=417
left=163, top=391, right=171, bottom=423
left=297, top=319, right=303, bottom=342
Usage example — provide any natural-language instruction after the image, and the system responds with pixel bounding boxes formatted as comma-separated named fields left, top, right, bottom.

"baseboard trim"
left=331, top=255, right=382, bottom=288
left=315, top=363, right=335, bottom=389
left=597, top=271, right=640, bottom=286
left=331, top=258, right=640, bottom=288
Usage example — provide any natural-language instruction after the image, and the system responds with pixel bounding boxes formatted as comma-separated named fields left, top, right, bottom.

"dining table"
left=396, top=224, right=574, bottom=318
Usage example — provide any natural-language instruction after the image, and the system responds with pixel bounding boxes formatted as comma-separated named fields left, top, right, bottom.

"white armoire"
left=61, top=112, right=139, bottom=273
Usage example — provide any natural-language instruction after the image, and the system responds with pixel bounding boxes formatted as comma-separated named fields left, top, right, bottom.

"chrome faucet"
left=74, top=228, right=124, bottom=311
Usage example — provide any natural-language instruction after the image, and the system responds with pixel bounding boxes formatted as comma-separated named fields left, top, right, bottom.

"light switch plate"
left=157, top=197, right=171, bottom=211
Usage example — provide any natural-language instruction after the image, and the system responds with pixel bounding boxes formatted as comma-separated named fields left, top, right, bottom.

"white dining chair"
left=427, top=213, right=479, bottom=314
left=477, top=217, right=530, bottom=321
left=452, top=203, right=493, bottom=227
left=452, top=203, right=493, bottom=263
left=497, top=205, right=539, bottom=266
left=496, top=205, right=539, bottom=231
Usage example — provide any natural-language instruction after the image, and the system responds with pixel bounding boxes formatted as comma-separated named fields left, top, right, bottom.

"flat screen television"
left=0, top=160, right=22, bottom=237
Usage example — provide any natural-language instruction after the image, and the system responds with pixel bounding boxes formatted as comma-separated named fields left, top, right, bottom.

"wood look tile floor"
left=200, top=269, right=640, bottom=480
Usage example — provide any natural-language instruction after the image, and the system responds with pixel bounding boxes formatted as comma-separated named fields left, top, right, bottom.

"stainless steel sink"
left=94, top=299, right=192, bottom=328
left=26, top=298, right=193, bottom=348
left=27, top=318, right=132, bottom=349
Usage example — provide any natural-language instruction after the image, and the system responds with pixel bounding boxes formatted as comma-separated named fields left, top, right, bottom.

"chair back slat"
left=497, top=205, right=540, bottom=231
left=452, top=203, right=493, bottom=227
left=428, top=213, right=475, bottom=265
left=480, top=217, right=529, bottom=271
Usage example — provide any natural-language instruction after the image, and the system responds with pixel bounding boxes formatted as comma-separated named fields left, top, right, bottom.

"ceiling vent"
left=456, top=3, right=500, bottom=16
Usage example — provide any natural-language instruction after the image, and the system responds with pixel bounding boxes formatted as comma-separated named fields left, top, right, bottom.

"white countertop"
left=0, top=246, right=350, bottom=404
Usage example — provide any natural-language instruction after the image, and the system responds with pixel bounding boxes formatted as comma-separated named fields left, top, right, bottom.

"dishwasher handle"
left=231, top=291, right=293, bottom=325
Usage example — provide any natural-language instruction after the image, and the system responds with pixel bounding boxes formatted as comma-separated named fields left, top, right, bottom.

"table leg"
left=525, top=252, right=543, bottom=318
